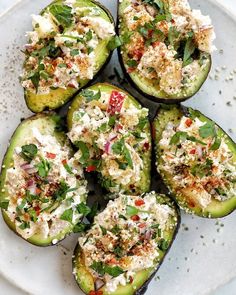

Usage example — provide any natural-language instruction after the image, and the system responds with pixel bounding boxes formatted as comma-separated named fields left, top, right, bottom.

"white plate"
left=0, top=0, right=236, bottom=294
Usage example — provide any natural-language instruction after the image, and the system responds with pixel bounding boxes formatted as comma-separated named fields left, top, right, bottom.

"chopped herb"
left=49, top=4, right=73, bottom=28
left=112, top=138, right=133, bottom=168
left=81, top=89, right=101, bottom=102
left=53, top=181, right=70, bottom=201
left=123, top=145, right=133, bottom=168
left=158, top=239, right=169, bottom=251
left=107, top=36, right=122, bottom=50
left=63, top=162, right=73, bottom=174
left=113, top=246, right=123, bottom=258
left=118, top=214, right=127, bottom=220
left=21, top=144, right=38, bottom=162
left=126, top=59, right=138, bottom=68
left=73, top=222, right=88, bottom=233
left=168, top=27, right=180, bottom=47
left=100, top=225, right=107, bottom=235
left=126, top=205, right=139, bottom=217
left=75, top=141, right=90, bottom=165
left=190, top=158, right=213, bottom=178
left=86, top=30, right=93, bottom=41
left=137, top=117, right=148, bottom=130
left=60, top=208, right=73, bottom=223
left=199, top=122, right=216, bottom=138
left=90, top=261, right=105, bottom=276
left=19, top=221, right=30, bottom=230
left=183, top=36, right=196, bottom=67
left=104, top=265, right=124, bottom=277
left=110, top=224, right=121, bottom=235
left=108, top=116, right=116, bottom=128
left=77, top=202, right=91, bottom=216
left=36, top=158, right=51, bottom=178
left=170, top=131, right=206, bottom=146
left=28, top=208, right=38, bottom=223
left=70, top=49, right=80, bottom=56
left=58, top=63, right=67, bottom=68
left=210, top=137, right=221, bottom=151
left=28, top=72, right=40, bottom=92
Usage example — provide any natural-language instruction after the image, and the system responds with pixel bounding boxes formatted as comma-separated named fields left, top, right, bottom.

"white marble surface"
left=0, top=0, right=236, bottom=295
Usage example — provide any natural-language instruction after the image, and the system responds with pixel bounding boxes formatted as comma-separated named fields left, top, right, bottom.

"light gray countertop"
left=0, top=1, right=235, bottom=294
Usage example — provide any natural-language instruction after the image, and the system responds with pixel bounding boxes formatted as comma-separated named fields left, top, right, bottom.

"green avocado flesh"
left=72, top=192, right=180, bottom=295
left=24, top=0, right=115, bottom=113
left=118, top=0, right=212, bottom=102
left=154, top=105, right=236, bottom=218
left=0, top=114, right=86, bottom=246
left=67, top=82, right=151, bottom=194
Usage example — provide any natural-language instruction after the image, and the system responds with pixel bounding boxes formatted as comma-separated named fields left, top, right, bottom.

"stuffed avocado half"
left=118, top=0, right=214, bottom=103
left=0, top=114, right=88, bottom=246
left=67, top=83, right=152, bottom=195
left=73, top=191, right=180, bottom=295
left=154, top=105, right=236, bottom=218
left=21, top=0, right=116, bottom=113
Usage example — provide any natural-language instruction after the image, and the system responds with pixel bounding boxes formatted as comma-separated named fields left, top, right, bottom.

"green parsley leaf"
left=63, top=162, right=73, bottom=174
left=113, top=246, right=123, bottom=258
left=190, top=158, right=213, bottom=178
left=49, top=4, right=73, bottom=28
left=183, top=36, right=196, bottom=67
left=75, top=141, right=90, bottom=165
left=158, top=239, right=169, bottom=251
left=210, top=137, right=221, bottom=151
left=126, top=205, right=139, bottom=217
left=73, top=222, right=88, bottom=233
left=107, top=36, right=122, bottom=50
left=29, top=72, right=40, bottom=92
left=126, top=59, right=138, bottom=68
left=86, top=30, right=93, bottom=41
left=170, top=131, right=188, bottom=145
left=123, top=145, right=133, bottom=168
left=60, top=208, right=73, bottom=223
left=199, top=122, right=216, bottom=138
left=21, top=144, right=38, bottom=162
left=168, top=27, right=180, bottom=47
left=90, top=261, right=105, bottom=276
left=53, top=181, right=70, bottom=201
left=100, top=225, right=107, bottom=235
left=110, top=224, right=121, bottom=235
left=70, top=49, right=80, bottom=56
left=36, top=158, right=51, bottom=178
left=28, top=208, right=38, bottom=223
left=19, top=221, right=30, bottom=230
left=104, top=265, right=124, bottom=277
left=81, top=89, right=101, bottom=102
left=77, top=202, right=91, bottom=216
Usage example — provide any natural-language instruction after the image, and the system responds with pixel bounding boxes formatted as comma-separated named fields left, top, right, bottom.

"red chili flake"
left=34, top=205, right=41, bottom=216
left=143, top=142, right=150, bottom=151
left=35, top=188, right=41, bottom=195
left=171, top=19, right=175, bottom=24
left=89, top=291, right=103, bottom=295
left=107, top=91, right=125, bottom=115
left=131, top=215, right=140, bottom=221
left=129, top=276, right=134, bottom=284
left=138, top=223, right=146, bottom=228
left=109, top=258, right=118, bottom=264
left=86, top=165, right=96, bottom=172
left=46, top=152, right=56, bottom=159
left=185, top=118, right=193, bottom=127
left=152, top=41, right=160, bottom=48
left=68, top=83, right=77, bottom=88
left=133, top=49, right=144, bottom=60
left=189, top=149, right=196, bottom=155
left=135, top=199, right=145, bottom=206
left=67, top=63, right=73, bottom=69
left=148, top=29, right=153, bottom=38
left=62, top=159, right=67, bottom=166
left=127, top=67, right=135, bottom=74
left=188, top=199, right=195, bottom=208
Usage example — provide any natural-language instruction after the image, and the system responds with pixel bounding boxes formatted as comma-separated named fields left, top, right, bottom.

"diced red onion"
left=21, top=163, right=34, bottom=170
left=95, top=278, right=105, bottom=291
left=104, top=141, right=111, bottom=154
left=144, top=230, right=152, bottom=240
left=196, top=146, right=203, bottom=158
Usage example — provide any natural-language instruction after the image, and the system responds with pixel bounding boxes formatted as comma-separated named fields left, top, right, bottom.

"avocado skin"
left=67, top=82, right=152, bottom=195
left=154, top=104, right=236, bottom=218
left=72, top=193, right=181, bottom=295
left=0, top=113, right=81, bottom=246
left=117, top=0, right=212, bottom=104
left=24, top=0, right=115, bottom=113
